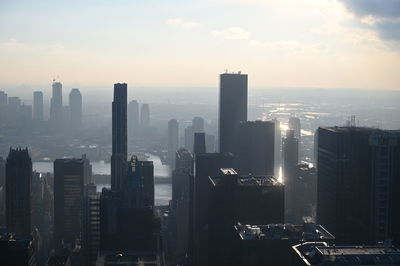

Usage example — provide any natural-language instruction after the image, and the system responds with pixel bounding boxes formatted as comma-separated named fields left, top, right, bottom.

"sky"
left=0, top=0, right=400, bottom=90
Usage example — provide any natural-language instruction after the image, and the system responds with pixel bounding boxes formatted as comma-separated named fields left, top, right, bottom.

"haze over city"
left=0, top=1, right=400, bottom=266
left=1, top=0, right=400, bottom=89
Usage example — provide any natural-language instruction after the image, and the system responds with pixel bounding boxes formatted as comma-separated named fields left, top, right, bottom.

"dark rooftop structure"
left=292, top=242, right=400, bottom=265
left=96, top=250, right=160, bottom=266
left=236, top=223, right=334, bottom=242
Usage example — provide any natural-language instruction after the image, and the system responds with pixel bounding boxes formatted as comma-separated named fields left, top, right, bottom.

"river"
left=33, top=154, right=172, bottom=206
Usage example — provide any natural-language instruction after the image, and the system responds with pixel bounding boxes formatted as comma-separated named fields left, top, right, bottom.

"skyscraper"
left=192, top=117, right=204, bottom=133
left=168, top=119, right=179, bottom=168
left=219, top=72, right=248, bottom=153
left=282, top=129, right=299, bottom=223
left=6, top=148, right=32, bottom=238
left=317, top=127, right=400, bottom=245
left=192, top=153, right=233, bottom=266
left=272, top=118, right=282, bottom=178
left=111, top=83, right=128, bottom=191
left=140, top=103, right=150, bottom=127
left=50, top=81, right=63, bottom=126
left=128, top=100, right=140, bottom=138
left=33, top=91, right=43, bottom=121
left=193, top=132, right=206, bottom=154
left=69, top=88, right=82, bottom=129
left=54, top=158, right=85, bottom=249
left=208, top=169, right=284, bottom=266
left=235, top=120, right=275, bottom=176
left=289, top=116, right=301, bottom=141
left=0, top=91, right=7, bottom=125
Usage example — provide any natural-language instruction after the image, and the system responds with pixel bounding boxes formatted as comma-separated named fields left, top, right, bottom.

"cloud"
left=338, top=0, right=400, bottom=43
left=339, top=0, right=400, bottom=19
left=166, top=18, right=200, bottom=29
left=211, top=27, right=251, bottom=40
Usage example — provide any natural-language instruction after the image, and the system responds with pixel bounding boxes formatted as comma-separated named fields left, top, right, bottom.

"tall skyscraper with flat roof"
left=54, top=158, right=85, bottom=249
left=111, top=83, right=128, bottom=191
left=50, top=81, right=63, bottom=126
left=283, top=129, right=299, bottom=223
left=235, top=120, right=275, bottom=176
left=69, top=88, right=82, bottom=129
left=317, top=127, right=400, bottom=245
left=219, top=72, right=248, bottom=153
left=168, top=119, right=179, bottom=168
left=33, top=91, right=43, bottom=121
left=289, top=117, right=301, bottom=141
left=6, top=148, right=32, bottom=238
left=140, top=103, right=150, bottom=127
left=128, top=100, right=140, bottom=138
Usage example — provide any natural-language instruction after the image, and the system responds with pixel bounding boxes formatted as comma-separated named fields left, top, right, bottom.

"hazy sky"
left=1, top=0, right=399, bottom=89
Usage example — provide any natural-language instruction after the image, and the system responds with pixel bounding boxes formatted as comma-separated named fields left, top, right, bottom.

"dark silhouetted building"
left=6, top=148, right=32, bottom=238
left=234, top=223, right=334, bottom=266
left=0, top=156, right=5, bottom=187
left=185, top=117, right=205, bottom=153
left=291, top=162, right=317, bottom=223
left=83, top=184, right=100, bottom=266
left=283, top=129, right=299, bottom=223
left=100, top=157, right=156, bottom=251
left=128, top=100, right=140, bottom=138
left=219, top=72, right=247, bottom=153
left=192, top=153, right=233, bottom=266
left=33, top=91, right=43, bottom=121
left=235, top=120, right=275, bottom=176
left=140, top=103, right=150, bottom=127
left=208, top=168, right=285, bottom=266
left=168, top=119, right=179, bottom=167
left=317, top=127, right=400, bottom=245
left=169, top=148, right=193, bottom=265
left=111, top=83, right=128, bottom=191
left=292, top=242, right=400, bottom=266
left=124, top=157, right=154, bottom=208
left=172, top=148, right=193, bottom=203
left=0, top=235, right=36, bottom=266
left=69, top=88, right=82, bottom=130
left=193, top=132, right=206, bottom=154
left=54, top=158, right=85, bottom=249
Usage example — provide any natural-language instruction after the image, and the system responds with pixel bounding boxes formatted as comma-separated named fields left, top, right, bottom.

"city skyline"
left=1, top=0, right=400, bottom=89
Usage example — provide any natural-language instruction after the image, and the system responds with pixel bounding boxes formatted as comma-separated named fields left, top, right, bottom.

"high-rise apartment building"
left=50, top=81, right=63, bottom=127
left=317, top=127, right=400, bottom=245
left=283, top=129, right=299, bottom=223
left=140, top=103, right=150, bottom=127
left=5, top=148, right=32, bottom=238
left=219, top=72, right=247, bottom=153
left=235, top=120, right=275, bottom=176
left=33, top=91, right=44, bottom=121
left=69, top=88, right=82, bottom=129
left=168, top=119, right=179, bottom=168
left=192, top=153, right=233, bottom=266
left=54, top=158, right=85, bottom=249
left=273, top=118, right=282, bottom=178
left=111, top=83, right=128, bottom=191
left=289, top=116, right=301, bottom=141
left=128, top=100, right=140, bottom=138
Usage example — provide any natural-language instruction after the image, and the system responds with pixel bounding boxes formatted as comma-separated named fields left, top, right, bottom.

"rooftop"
left=236, top=223, right=334, bottom=241
left=210, top=168, right=282, bottom=187
left=293, top=242, right=400, bottom=265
